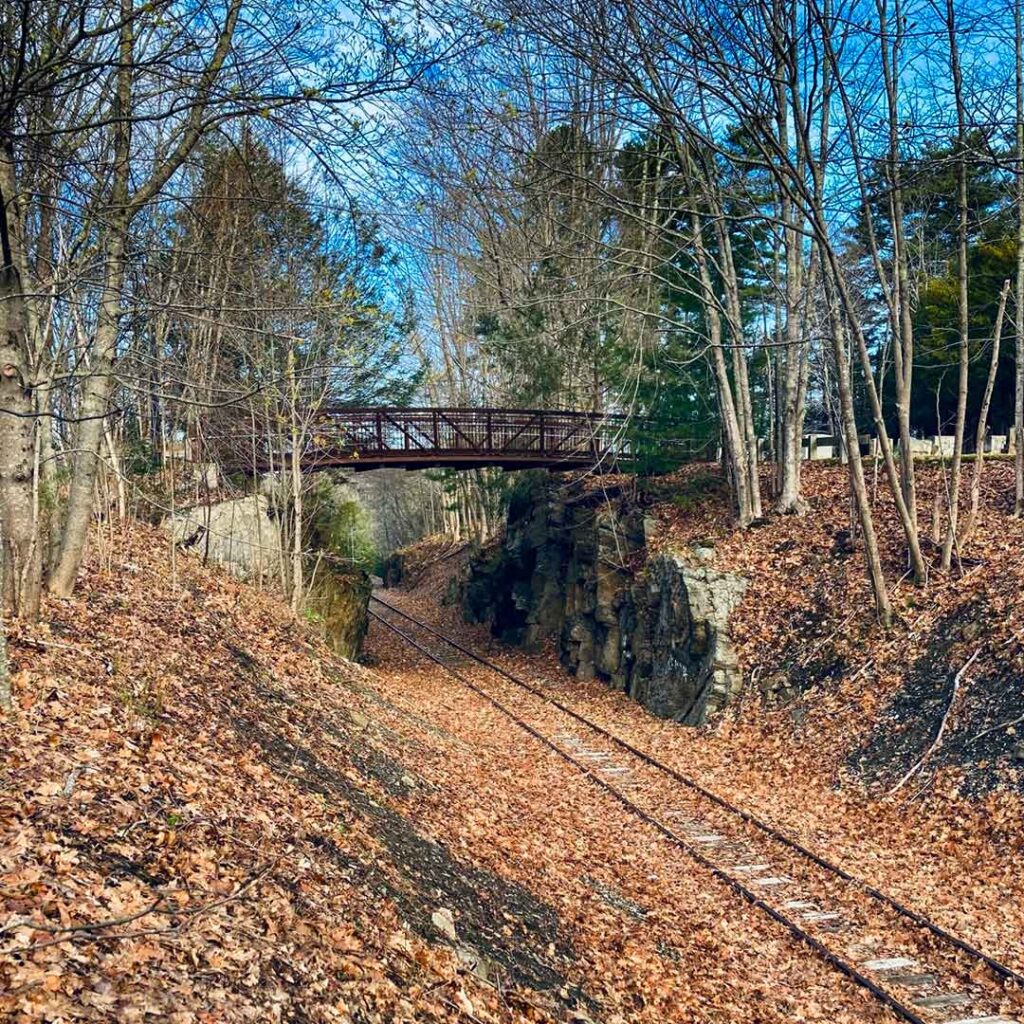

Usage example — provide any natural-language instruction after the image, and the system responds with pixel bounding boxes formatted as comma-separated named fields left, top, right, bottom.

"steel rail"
left=369, top=592, right=1024, bottom=992
left=368, top=605, right=931, bottom=1024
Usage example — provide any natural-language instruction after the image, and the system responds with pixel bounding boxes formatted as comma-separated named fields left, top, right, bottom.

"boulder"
left=165, top=495, right=282, bottom=581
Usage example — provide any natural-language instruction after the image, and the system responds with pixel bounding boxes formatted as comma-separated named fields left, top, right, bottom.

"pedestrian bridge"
left=227, top=407, right=712, bottom=473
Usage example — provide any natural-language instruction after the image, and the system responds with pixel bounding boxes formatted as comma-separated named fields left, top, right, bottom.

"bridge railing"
left=304, top=407, right=629, bottom=462
left=205, top=406, right=716, bottom=472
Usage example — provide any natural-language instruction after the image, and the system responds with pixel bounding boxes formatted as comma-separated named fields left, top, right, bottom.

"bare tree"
left=963, top=280, right=1010, bottom=543
left=48, top=0, right=243, bottom=596
left=1016, top=0, right=1024, bottom=517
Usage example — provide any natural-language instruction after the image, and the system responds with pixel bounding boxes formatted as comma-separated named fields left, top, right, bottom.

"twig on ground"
left=888, top=647, right=982, bottom=797
left=1, top=863, right=276, bottom=955
left=967, top=709, right=1024, bottom=747
left=0, top=898, right=165, bottom=940
left=8, top=633, right=96, bottom=657
left=847, top=660, right=873, bottom=683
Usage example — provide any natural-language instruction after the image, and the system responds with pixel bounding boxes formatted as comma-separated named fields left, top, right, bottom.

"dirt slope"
left=0, top=527, right=576, bottom=1023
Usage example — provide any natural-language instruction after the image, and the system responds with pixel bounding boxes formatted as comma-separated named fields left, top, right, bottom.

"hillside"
left=644, top=460, right=1024, bottom=797
left=3, top=460, right=1024, bottom=1024
left=0, top=527, right=578, bottom=1023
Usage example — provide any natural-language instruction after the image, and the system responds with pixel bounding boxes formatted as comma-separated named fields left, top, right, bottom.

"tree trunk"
left=881, top=0, right=920, bottom=528
left=0, top=142, right=42, bottom=618
left=824, top=272, right=892, bottom=624
left=962, top=280, right=1009, bottom=543
left=49, top=228, right=127, bottom=596
left=715, top=214, right=762, bottom=518
left=941, top=0, right=969, bottom=571
left=819, top=224, right=929, bottom=584
left=1016, top=0, right=1024, bottom=517
left=691, top=211, right=754, bottom=525
left=49, top=0, right=134, bottom=597
left=0, top=268, right=41, bottom=618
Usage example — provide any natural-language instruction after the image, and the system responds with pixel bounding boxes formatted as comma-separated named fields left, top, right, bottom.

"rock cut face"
left=459, top=477, right=748, bottom=724
left=627, top=555, right=747, bottom=723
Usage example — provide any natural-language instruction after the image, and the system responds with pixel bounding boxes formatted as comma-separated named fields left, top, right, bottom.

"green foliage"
left=160, top=137, right=422, bottom=470
left=616, top=340, right=720, bottom=475
left=306, top=478, right=378, bottom=573
left=908, top=236, right=1017, bottom=434
left=122, top=433, right=159, bottom=476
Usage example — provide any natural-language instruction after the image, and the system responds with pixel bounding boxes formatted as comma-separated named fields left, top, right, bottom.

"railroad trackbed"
left=369, top=592, right=1023, bottom=1024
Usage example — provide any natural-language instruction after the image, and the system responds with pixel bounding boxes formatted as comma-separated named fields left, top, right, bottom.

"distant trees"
left=387, top=0, right=1024, bottom=620
left=0, top=0, right=464, bottom=619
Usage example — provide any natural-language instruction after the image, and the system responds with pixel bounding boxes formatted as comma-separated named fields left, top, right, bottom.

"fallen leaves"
left=0, top=527, right=544, bottom=1023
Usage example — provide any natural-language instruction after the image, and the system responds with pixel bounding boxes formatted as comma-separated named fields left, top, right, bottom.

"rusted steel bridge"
left=225, top=406, right=711, bottom=473
left=263, top=407, right=628, bottom=472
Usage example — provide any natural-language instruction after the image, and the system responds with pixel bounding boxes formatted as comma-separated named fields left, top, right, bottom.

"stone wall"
left=306, top=567, right=372, bottom=660
left=460, top=476, right=748, bottom=724
left=166, top=495, right=282, bottom=581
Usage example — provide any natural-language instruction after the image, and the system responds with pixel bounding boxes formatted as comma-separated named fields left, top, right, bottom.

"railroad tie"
left=887, top=972, right=936, bottom=988
left=945, top=1017, right=1020, bottom=1024
left=913, top=993, right=972, bottom=1010
left=862, top=957, right=918, bottom=972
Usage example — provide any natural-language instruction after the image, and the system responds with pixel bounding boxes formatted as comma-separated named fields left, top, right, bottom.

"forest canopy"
left=2, top=0, right=1024, bottom=627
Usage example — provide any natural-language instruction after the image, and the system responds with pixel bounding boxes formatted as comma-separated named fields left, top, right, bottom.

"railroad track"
left=369, top=592, right=1023, bottom=1024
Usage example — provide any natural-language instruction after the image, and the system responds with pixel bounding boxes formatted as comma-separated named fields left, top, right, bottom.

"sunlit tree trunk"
left=691, top=211, right=755, bottom=525
left=940, top=0, right=969, bottom=571
left=288, top=346, right=304, bottom=613
left=880, top=0, right=919, bottom=528
left=824, top=271, right=892, bottom=624
left=963, top=281, right=1009, bottom=542
left=1015, top=0, right=1024, bottom=516
left=0, top=147, right=42, bottom=619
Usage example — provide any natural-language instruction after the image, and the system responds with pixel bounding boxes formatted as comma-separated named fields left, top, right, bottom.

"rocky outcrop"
left=167, top=496, right=370, bottom=659
left=626, top=554, right=747, bottom=722
left=382, top=550, right=407, bottom=588
left=166, top=496, right=282, bottom=581
left=306, top=567, right=372, bottom=660
left=461, top=478, right=572, bottom=645
left=460, top=476, right=748, bottom=724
